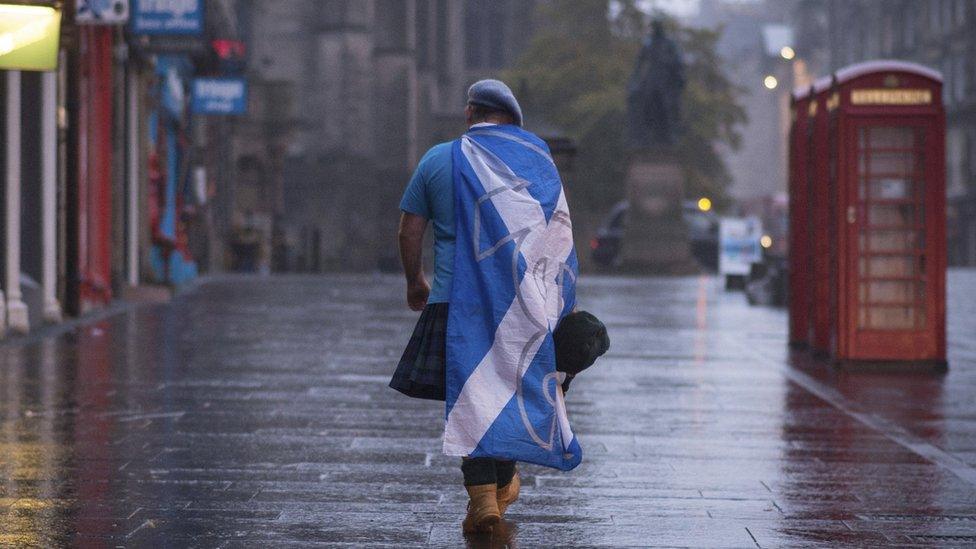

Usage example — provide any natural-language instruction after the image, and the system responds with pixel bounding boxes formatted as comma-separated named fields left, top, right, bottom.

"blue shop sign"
left=131, top=0, right=202, bottom=35
left=191, top=77, right=248, bottom=115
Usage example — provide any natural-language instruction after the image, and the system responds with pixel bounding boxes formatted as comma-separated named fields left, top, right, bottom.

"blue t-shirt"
left=399, top=141, right=455, bottom=303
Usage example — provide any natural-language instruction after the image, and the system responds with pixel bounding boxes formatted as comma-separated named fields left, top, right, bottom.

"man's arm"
left=398, top=212, right=430, bottom=311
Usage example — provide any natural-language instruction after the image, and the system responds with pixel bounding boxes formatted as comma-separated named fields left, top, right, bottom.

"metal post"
left=5, top=71, right=30, bottom=333
left=127, top=67, right=140, bottom=287
left=42, top=71, right=63, bottom=323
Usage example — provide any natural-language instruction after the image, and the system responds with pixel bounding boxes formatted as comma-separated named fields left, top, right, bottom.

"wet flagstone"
left=1, top=271, right=976, bottom=547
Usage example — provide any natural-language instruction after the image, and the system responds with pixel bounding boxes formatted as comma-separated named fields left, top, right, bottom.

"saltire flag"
left=443, top=124, right=581, bottom=471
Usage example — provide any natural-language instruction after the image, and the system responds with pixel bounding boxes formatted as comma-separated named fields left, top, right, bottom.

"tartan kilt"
left=389, top=303, right=448, bottom=401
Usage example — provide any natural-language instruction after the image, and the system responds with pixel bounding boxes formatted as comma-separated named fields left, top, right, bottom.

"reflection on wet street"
left=2, top=272, right=976, bottom=547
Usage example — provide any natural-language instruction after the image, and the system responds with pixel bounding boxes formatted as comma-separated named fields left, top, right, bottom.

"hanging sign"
left=77, top=0, right=130, bottom=24
left=156, top=55, right=190, bottom=118
left=130, top=0, right=202, bottom=35
left=191, top=77, right=248, bottom=115
left=0, top=4, right=62, bottom=71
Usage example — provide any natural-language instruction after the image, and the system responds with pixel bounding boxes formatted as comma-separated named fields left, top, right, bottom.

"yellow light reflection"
left=697, top=197, right=712, bottom=212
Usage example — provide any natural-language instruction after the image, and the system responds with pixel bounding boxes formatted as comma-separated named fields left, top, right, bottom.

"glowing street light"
left=780, top=46, right=795, bottom=60
left=697, top=197, right=712, bottom=212
left=763, top=75, right=778, bottom=90
left=760, top=235, right=773, bottom=249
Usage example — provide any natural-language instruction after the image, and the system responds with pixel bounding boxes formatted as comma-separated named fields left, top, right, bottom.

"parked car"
left=745, top=253, right=788, bottom=307
left=590, top=200, right=719, bottom=270
left=590, top=201, right=629, bottom=268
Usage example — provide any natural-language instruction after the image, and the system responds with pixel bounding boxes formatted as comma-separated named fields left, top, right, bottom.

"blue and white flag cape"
left=444, top=124, right=582, bottom=471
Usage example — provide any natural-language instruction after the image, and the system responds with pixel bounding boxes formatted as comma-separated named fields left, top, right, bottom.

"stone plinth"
left=620, top=152, right=698, bottom=274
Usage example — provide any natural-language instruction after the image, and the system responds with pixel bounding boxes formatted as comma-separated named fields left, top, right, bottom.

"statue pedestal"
left=620, top=151, right=698, bottom=274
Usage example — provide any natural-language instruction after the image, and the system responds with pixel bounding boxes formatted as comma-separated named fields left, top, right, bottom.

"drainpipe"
left=127, top=66, right=140, bottom=287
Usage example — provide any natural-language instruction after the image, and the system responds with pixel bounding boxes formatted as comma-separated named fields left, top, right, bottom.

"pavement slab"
left=1, top=271, right=976, bottom=547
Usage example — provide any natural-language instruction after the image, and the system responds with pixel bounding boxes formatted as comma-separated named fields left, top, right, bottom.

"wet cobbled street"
left=2, top=271, right=976, bottom=548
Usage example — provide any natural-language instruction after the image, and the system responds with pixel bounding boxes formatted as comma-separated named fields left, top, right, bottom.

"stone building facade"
left=793, top=0, right=976, bottom=265
left=694, top=0, right=798, bottom=203
left=234, top=0, right=535, bottom=271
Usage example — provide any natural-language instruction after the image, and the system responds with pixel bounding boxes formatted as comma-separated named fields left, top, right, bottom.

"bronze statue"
left=627, top=20, right=685, bottom=148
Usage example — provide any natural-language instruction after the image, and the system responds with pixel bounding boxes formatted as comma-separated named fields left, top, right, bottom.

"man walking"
left=391, top=80, right=581, bottom=534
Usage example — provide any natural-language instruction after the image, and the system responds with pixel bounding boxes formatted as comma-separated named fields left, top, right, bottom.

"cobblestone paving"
left=1, top=271, right=975, bottom=547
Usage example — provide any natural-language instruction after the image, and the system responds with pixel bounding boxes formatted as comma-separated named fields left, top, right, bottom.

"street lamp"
left=760, top=235, right=773, bottom=249
left=697, top=197, right=712, bottom=212
left=780, top=46, right=795, bottom=60
left=763, top=75, right=778, bottom=90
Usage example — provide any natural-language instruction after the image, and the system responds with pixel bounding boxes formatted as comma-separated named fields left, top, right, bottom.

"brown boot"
left=496, top=470, right=520, bottom=516
left=462, top=484, right=501, bottom=534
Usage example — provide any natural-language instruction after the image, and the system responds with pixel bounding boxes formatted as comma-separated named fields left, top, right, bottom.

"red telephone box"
left=807, top=77, right=833, bottom=354
left=787, top=88, right=812, bottom=346
left=827, top=61, right=946, bottom=368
